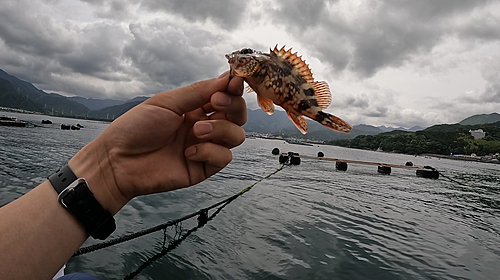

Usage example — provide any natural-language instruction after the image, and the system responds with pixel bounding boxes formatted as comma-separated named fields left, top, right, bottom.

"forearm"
left=0, top=180, right=88, bottom=279
left=0, top=139, right=127, bottom=279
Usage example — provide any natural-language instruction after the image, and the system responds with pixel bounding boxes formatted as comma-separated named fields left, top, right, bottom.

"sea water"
left=1, top=112, right=499, bottom=280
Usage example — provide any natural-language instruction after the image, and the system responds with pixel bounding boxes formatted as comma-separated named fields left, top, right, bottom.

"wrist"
left=68, top=139, right=128, bottom=215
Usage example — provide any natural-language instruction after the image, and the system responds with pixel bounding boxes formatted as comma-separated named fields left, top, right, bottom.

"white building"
left=469, top=129, right=486, bottom=139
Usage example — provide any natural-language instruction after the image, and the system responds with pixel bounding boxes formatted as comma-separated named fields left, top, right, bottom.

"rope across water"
left=72, top=163, right=287, bottom=257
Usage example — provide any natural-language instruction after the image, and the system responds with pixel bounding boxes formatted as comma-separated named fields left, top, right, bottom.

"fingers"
left=184, top=142, right=233, bottom=180
left=192, top=120, right=245, bottom=148
left=227, top=76, right=244, bottom=96
left=210, top=92, right=247, bottom=126
left=146, top=72, right=231, bottom=116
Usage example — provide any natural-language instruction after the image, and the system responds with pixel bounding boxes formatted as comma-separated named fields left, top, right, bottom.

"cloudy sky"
left=1, top=0, right=499, bottom=128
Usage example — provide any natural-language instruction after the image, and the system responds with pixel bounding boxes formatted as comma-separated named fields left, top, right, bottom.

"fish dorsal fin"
left=313, top=81, right=331, bottom=109
left=286, top=111, right=308, bottom=134
left=272, top=45, right=314, bottom=84
left=257, top=94, right=275, bottom=115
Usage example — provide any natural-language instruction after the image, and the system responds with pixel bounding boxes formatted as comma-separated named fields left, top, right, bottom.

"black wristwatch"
left=48, top=165, right=116, bottom=240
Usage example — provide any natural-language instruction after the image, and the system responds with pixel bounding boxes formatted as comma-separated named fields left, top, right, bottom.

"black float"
left=279, top=153, right=288, bottom=164
left=416, top=166, right=439, bottom=179
left=290, top=152, right=301, bottom=165
left=61, top=124, right=71, bottom=130
left=272, top=148, right=280, bottom=155
left=377, top=166, right=391, bottom=175
left=317, top=152, right=324, bottom=157
left=278, top=152, right=301, bottom=165
left=335, top=162, right=348, bottom=171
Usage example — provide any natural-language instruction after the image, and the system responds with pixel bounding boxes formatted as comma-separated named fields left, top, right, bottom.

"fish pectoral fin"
left=287, top=111, right=308, bottom=134
left=257, top=95, right=275, bottom=115
left=313, top=81, right=332, bottom=109
left=245, top=85, right=255, bottom=93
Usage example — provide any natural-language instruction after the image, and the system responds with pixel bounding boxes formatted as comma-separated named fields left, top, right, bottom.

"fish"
left=225, top=45, right=352, bottom=134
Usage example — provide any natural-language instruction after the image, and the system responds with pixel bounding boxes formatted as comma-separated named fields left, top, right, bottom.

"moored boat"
left=0, top=116, right=27, bottom=127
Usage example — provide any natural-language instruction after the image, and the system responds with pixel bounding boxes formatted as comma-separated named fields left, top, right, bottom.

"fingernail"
left=185, top=146, right=197, bottom=157
left=194, top=122, right=213, bottom=135
left=216, top=93, right=232, bottom=106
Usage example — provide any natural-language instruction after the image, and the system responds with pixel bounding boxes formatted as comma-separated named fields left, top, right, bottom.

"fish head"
left=225, top=48, right=264, bottom=78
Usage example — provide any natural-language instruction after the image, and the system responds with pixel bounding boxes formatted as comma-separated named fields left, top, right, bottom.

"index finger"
left=227, top=76, right=244, bottom=96
left=145, top=72, right=231, bottom=116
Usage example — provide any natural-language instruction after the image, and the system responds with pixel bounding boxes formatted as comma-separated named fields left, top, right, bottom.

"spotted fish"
left=225, top=46, right=352, bottom=134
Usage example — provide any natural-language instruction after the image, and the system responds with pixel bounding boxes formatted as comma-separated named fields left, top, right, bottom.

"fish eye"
left=240, top=48, right=254, bottom=54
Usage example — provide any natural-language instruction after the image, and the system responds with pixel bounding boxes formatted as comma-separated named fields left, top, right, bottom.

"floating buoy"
left=416, top=167, right=439, bottom=179
left=336, top=161, right=348, bottom=171
left=279, top=153, right=289, bottom=164
left=71, top=125, right=80, bottom=130
left=378, top=166, right=391, bottom=175
left=41, top=120, right=52, bottom=124
left=405, top=161, right=414, bottom=166
left=317, top=152, right=324, bottom=157
left=61, top=124, right=71, bottom=130
left=290, top=152, right=301, bottom=165
left=278, top=152, right=300, bottom=165
left=76, top=123, right=84, bottom=128
left=272, top=148, right=280, bottom=155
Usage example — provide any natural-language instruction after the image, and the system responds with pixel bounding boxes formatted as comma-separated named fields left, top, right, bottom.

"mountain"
left=459, top=113, right=500, bottom=125
left=68, top=96, right=124, bottom=111
left=0, top=69, right=90, bottom=116
left=0, top=77, right=47, bottom=112
left=243, top=109, right=424, bottom=141
left=88, top=98, right=148, bottom=119
left=0, top=69, right=148, bottom=120
left=378, top=125, right=424, bottom=132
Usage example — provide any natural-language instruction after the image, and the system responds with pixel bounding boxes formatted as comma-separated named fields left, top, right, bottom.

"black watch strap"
left=48, top=165, right=78, bottom=194
left=48, top=165, right=116, bottom=240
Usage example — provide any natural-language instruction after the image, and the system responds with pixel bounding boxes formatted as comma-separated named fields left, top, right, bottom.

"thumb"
left=145, top=72, right=230, bottom=115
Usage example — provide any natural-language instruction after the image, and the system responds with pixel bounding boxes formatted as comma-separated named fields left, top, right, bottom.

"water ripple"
left=2, top=117, right=500, bottom=279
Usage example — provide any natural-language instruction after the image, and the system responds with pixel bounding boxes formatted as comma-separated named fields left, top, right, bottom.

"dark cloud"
left=122, top=20, right=228, bottom=94
left=57, top=23, right=131, bottom=80
left=0, top=1, right=234, bottom=99
left=272, top=0, right=334, bottom=29
left=139, top=0, right=246, bottom=29
left=0, top=1, right=76, bottom=57
left=94, top=0, right=135, bottom=20
left=269, top=0, right=499, bottom=77
left=0, top=1, right=134, bottom=97
left=364, top=106, right=388, bottom=118
left=0, top=0, right=498, bottom=128
left=345, top=95, right=370, bottom=109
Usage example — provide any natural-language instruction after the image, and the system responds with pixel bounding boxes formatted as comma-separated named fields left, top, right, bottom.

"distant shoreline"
left=0, top=107, right=113, bottom=123
left=422, top=153, right=500, bottom=164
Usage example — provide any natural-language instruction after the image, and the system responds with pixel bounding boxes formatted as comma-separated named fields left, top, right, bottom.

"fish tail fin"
left=313, top=111, right=352, bottom=133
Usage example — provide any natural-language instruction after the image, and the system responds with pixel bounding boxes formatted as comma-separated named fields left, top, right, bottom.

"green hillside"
left=459, top=113, right=500, bottom=125
left=88, top=100, right=144, bottom=120
left=0, top=78, right=46, bottom=112
left=328, top=122, right=500, bottom=156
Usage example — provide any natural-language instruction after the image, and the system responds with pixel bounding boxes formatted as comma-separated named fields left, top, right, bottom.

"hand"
left=69, top=72, right=246, bottom=213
